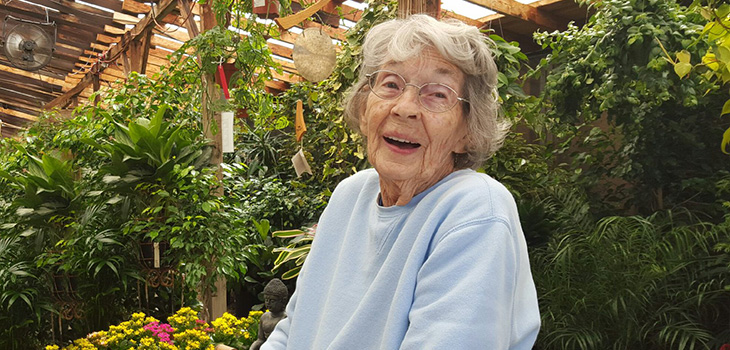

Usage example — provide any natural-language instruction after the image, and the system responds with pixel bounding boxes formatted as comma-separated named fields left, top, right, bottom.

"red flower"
left=720, top=344, right=730, bottom=350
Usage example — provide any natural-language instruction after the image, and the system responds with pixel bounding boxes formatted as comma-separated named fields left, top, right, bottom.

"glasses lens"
left=419, top=83, right=458, bottom=113
left=367, top=71, right=462, bottom=113
left=369, top=71, right=405, bottom=99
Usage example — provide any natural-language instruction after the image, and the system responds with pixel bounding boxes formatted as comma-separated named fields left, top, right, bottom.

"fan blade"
left=24, top=25, right=52, bottom=49
left=5, top=33, right=24, bottom=59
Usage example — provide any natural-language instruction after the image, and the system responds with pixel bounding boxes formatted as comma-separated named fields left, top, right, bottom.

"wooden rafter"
left=465, top=0, right=567, bottom=31
left=44, top=0, right=179, bottom=110
left=0, top=0, right=587, bottom=139
left=397, top=0, right=440, bottom=18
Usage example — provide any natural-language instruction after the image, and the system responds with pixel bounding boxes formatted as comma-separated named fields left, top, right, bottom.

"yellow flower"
left=159, top=343, right=179, bottom=350
left=45, top=346, right=60, bottom=350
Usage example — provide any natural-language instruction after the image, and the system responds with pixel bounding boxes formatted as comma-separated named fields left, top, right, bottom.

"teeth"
left=386, top=136, right=417, bottom=144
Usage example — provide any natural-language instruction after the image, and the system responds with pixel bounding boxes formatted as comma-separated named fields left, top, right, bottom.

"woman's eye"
left=384, top=81, right=400, bottom=89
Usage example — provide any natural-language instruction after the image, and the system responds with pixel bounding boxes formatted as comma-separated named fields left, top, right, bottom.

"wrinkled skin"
left=360, top=49, right=469, bottom=206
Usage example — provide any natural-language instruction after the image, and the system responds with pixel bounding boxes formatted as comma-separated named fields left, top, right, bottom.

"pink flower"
left=144, top=321, right=175, bottom=344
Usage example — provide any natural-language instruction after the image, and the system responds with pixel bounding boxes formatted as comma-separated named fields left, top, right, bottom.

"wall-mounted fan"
left=1, top=16, right=56, bottom=71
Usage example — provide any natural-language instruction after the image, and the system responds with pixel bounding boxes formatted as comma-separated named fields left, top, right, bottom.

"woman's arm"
left=400, top=219, right=540, bottom=350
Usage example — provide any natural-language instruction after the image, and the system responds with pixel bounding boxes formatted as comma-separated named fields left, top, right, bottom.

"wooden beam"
left=83, top=0, right=124, bottom=12
left=0, top=3, right=102, bottom=34
left=45, top=0, right=179, bottom=110
left=465, top=0, right=565, bottom=31
left=265, top=79, right=289, bottom=93
left=178, top=0, right=200, bottom=38
left=291, top=0, right=361, bottom=22
left=0, top=64, right=66, bottom=87
left=0, top=95, right=44, bottom=113
left=129, top=29, right=153, bottom=74
left=397, top=0, right=440, bottom=18
left=0, top=106, right=38, bottom=122
left=122, top=0, right=153, bottom=14
left=105, top=24, right=126, bottom=35
left=0, top=120, right=29, bottom=131
left=31, top=0, right=113, bottom=23
left=0, top=83, right=56, bottom=102
left=114, top=12, right=142, bottom=26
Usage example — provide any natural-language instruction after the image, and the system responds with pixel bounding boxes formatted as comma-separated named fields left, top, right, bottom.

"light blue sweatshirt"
left=261, top=168, right=540, bottom=350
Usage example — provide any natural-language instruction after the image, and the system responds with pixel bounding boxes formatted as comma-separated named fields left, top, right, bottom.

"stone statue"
left=250, top=278, right=288, bottom=350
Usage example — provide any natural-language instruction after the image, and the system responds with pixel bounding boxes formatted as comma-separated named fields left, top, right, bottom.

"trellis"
left=0, top=0, right=588, bottom=138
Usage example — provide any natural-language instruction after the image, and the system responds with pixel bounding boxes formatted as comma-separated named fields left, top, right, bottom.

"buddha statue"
left=250, top=278, right=288, bottom=350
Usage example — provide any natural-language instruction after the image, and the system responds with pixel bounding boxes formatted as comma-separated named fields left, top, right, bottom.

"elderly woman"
left=261, top=14, right=540, bottom=349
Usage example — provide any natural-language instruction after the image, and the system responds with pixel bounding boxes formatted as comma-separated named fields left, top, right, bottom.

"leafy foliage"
left=272, top=226, right=316, bottom=280
left=532, top=0, right=730, bottom=216
left=533, top=210, right=730, bottom=349
left=676, top=0, right=730, bottom=153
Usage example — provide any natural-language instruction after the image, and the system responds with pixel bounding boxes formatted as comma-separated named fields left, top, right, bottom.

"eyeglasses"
left=365, top=70, right=469, bottom=113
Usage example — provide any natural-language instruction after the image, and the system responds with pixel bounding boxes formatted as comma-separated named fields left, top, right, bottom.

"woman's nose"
left=391, top=86, right=421, bottom=118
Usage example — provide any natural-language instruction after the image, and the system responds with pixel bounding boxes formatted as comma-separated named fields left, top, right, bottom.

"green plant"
left=531, top=0, right=729, bottom=216
left=673, top=0, right=730, bottom=153
left=533, top=210, right=730, bottom=349
left=272, top=225, right=316, bottom=280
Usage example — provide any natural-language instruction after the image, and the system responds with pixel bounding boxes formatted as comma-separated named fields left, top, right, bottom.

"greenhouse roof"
left=0, top=0, right=588, bottom=138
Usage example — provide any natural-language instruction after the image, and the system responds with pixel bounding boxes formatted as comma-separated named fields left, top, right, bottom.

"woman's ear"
left=451, top=127, right=470, bottom=154
left=358, top=95, right=370, bottom=135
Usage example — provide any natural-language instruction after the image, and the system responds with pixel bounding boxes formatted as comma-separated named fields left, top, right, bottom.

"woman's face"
left=360, top=50, right=469, bottom=187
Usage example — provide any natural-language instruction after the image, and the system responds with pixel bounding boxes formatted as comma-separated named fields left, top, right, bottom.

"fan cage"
left=2, top=15, right=57, bottom=71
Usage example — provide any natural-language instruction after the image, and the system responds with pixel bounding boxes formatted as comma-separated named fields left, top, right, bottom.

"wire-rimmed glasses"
left=365, top=70, right=469, bottom=113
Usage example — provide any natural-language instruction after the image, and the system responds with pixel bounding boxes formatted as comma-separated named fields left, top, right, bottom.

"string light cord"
left=150, top=1, right=196, bottom=35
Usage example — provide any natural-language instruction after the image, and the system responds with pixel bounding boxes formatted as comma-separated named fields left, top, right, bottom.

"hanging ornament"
left=292, top=99, right=312, bottom=177
left=292, top=148, right=312, bottom=177
left=218, top=62, right=235, bottom=153
left=295, top=99, right=307, bottom=142
left=293, top=28, right=336, bottom=82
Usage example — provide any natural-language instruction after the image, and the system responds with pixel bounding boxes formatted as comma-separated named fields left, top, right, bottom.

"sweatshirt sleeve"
left=259, top=290, right=297, bottom=350
left=399, top=219, right=540, bottom=350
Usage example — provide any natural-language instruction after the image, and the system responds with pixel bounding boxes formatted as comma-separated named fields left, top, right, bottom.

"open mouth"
left=384, top=136, right=421, bottom=149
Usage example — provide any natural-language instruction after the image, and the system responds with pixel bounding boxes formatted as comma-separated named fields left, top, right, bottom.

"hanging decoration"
left=274, top=0, right=332, bottom=30
left=292, top=99, right=312, bottom=177
left=295, top=99, right=307, bottom=142
left=292, top=27, right=336, bottom=82
left=218, top=61, right=235, bottom=153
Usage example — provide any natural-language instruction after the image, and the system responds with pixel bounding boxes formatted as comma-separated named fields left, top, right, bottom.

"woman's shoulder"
left=334, top=168, right=378, bottom=191
left=442, top=169, right=513, bottom=201
left=426, top=169, right=517, bottom=219
left=328, top=168, right=380, bottom=202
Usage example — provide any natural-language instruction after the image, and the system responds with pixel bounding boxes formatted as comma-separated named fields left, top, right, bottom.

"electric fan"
left=2, top=18, right=56, bottom=71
